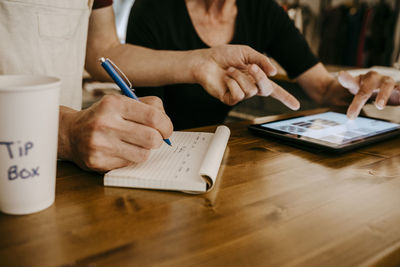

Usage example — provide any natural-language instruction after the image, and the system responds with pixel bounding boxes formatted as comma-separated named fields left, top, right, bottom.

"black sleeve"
left=126, top=0, right=161, bottom=49
left=125, top=0, right=165, bottom=99
left=93, top=0, right=113, bottom=9
left=263, top=0, right=319, bottom=79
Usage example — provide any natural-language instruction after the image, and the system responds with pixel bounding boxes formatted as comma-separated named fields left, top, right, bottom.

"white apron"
left=0, top=0, right=93, bottom=110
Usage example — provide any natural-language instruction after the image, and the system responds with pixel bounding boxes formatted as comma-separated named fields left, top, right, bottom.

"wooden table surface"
left=1, top=109, right=400, bottom=267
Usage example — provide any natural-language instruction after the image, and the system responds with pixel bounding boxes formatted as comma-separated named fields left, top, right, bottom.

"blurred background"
left=113, top=0, right=400, bottom=67
left=85, top=0, right=400, bottom=122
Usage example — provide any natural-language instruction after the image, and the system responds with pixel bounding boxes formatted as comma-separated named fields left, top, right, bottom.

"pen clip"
left=107, top=58, right=133, bottom=90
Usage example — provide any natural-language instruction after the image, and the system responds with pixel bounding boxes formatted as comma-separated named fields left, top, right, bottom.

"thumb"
left=387, top=86, right=400, bottom=105
left=338, top=71, right=360, bottom=95
left=243, top=46, right=277, bottom=76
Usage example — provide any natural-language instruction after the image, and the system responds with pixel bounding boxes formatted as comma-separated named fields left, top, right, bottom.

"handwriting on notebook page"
left=169, top=133, right=211, bottom=179
left=118, top=132, right=213, bottom=181
left=104, top=126, right=231, bottom=193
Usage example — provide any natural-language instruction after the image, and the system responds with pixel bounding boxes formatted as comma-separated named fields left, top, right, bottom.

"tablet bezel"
left=248, top=111, right=400, bottom=153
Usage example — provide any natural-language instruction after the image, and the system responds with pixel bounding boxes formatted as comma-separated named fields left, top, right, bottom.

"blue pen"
left=99, top=57, right=172, bottom=146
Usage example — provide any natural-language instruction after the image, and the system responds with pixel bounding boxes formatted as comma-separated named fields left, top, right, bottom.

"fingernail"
left=269, top=68, right=277, bottom=76
left=257, top=81, right=273, bottom=96
left=251, top=64, right=258, bottom=73
left=291, top=102, right=300, bottom=111
left=347, top=113, right=356, bottom=120
left=375, top=99, right=385, bottom=110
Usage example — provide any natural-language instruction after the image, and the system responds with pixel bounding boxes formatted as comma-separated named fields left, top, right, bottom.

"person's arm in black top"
left=261, top=1, right=399, bottom=118
left=126, top=0, right=161, bottom=50
left=263, top=0, right=319, bottom=79
left=124, top=0, right=300, bottom=108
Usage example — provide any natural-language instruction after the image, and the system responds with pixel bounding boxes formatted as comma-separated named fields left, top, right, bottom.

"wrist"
left=186, top=48, right=212, bottom=86
left=309, top=72, right=338, bottom=106
left=320, top=78, right=337, bottom=105
left=58, top=106, right=77, bottom=161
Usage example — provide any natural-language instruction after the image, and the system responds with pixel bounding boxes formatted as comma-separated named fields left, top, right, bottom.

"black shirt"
left=126, top=0, right=318, bottom=130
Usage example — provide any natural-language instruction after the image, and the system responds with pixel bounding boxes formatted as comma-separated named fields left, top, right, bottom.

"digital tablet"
left=248, top=111, right=400, bottom=153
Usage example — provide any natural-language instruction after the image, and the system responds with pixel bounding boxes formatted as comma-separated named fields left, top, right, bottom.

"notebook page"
left=199, top=126, right=230, bottom=190
left=104, top=131, right=215, bottom=192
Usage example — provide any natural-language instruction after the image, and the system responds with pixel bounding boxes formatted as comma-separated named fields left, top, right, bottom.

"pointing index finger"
left=270, top=82, right=300, bottom=111
left=338, top=71, right=360, bottom=95
left=346, top=72, right=381, bottom=119
left=249, top=64, right=300, bottom=110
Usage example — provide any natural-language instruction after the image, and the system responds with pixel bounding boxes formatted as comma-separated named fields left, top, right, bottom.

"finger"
left=249, top=64, right=300, bottom=110
left=248, top=64, right=273, bottom=96
left=77, top=135, right=134, bottom=172
left=387, top=86, right=400, bottom=105
left=270, top=81, right=301, bottom=111
left=139, top=96, right=165, bottom=112
left=86, top=156, right=131, bottom=172
left=96, top=127, right=153, bottom=164
left=227, top=67, right=257, bottom=98
left=375, top=77, right=395, bottom=110
left=117, top=120, right=164, bottom=150
left=120, top=97, right=173, bottom=139
left=223, top=76, right=245, bottom=105
left=338, top=71, right=360, bottom=95
left=102, top=157, right=131, bottom=171
left=347, top=71, right=381, bottom=119
left=242, top=46, right=277, bottom=76
left=112, top=140, right=151, bottom=164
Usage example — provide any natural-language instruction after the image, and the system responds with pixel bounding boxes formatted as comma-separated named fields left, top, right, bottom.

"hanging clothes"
left=365, top=1, right=396, bottom=67
left=356, top=7, right=373, bottom=67
left=392, top=6, right=400, bottom=66
left=318, top=5, right=349, bottom=65
left=318, top=0, right=398, bottom=68
left=343, top=4, right=367, bottom=66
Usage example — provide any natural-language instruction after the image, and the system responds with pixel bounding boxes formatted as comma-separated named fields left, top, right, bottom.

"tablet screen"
left=260, top=112, right=400, bottom=146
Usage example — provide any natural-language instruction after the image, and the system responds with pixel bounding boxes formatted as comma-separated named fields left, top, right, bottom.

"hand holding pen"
left=100, top=57, right=172, bottom=146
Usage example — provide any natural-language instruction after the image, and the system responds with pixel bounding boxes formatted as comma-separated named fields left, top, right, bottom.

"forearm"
left=296, top=63, right=336, bottom=105
left=85, top=6, right=199, bottom=87
left=86, top=43, right=198, bottom=86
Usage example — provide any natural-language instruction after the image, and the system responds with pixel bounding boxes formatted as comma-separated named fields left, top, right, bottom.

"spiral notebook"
left=104, top=126, right=230, bottom=193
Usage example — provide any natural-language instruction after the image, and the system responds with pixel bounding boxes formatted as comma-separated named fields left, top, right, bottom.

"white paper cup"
left=0, top=75, right=60, bottom=215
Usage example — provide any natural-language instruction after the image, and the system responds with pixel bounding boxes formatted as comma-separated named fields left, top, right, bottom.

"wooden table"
left=1, top=110, right=400, bottom=267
